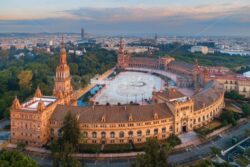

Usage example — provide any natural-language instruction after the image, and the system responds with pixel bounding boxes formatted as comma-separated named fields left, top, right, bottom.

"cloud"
left=61, top=3, right=250, bottom=23
left=0, top=2, right=250, bottom=36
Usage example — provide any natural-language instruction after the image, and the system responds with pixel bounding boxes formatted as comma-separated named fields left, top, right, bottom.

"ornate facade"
left=11, top=38, right=230, bottom=147
left=50, top=82, right=224, bottom=145
left=10, top=38, right=74, bottom=146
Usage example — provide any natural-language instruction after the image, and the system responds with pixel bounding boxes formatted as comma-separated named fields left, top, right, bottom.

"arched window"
left=119, top=131, right=124, bottom=138
left=83, top=132, right=88, bottom=138
left=137, top=130, right=142, bottom=137
left=58, top=129, right=63, bottom=138
left=128, top=131, right=133, bottom=138
left=110, top=132, right=115, bottom=138
left=154, top=129, right=158, bottom=135
left=169, top=126, right=173, bottom=132
left=101, top=132, right=106, bottom=138
left=146, top=129, right=150, bottom=136
left=162, top=127, right=166, bottom=133
left=92, top=132, right=97, bottom=138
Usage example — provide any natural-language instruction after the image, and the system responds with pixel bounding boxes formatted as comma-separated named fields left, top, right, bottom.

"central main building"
left=10, top=39, right=225, bottom=147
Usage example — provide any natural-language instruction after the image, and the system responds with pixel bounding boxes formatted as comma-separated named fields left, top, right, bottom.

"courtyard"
left=92, top=71, right=165, bottom=105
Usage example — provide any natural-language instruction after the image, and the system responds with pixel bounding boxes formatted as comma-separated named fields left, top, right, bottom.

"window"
left=83, top=132, right=88, bottom=138
left=128, top=131, right=133, bottom=138
left=92, top=132, right=97, bottom=138
left=110, top=132, right=115, bottom=138
left=58, top=129, right=63, bottom=138
left=137, top=130, right=142, bottom=137
left=119, top=131, right=124, bottom=138
left=170, top=126, right=173, bottom=133
left=162, top=127, right=166, bottom=133
left=101, top=132, right=106, bottom=138
left=154, top=129, right=158, bottom=135
left=146, top=129, right=150, bottom=136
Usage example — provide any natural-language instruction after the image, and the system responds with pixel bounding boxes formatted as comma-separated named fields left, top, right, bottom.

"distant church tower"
left=53, top=36, right=73, bottom=101
left=117, top=38, right=130, bottom=69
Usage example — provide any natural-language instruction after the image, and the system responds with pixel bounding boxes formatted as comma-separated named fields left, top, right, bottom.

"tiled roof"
left=168, top=61, right=195, bottom=71
left=193, top=81, right=224, bottom=111
left=155, top=88, right=186, bottom=100
left=51, top=103, right=174, bottom=123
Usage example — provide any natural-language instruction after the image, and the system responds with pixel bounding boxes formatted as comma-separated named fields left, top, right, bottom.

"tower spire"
left=59, top=35, right=67, bottom=65
left=61, top=35, right=64, bottom=48
left=11, top=96, right=21, bottom=110
left=119, top=37, right=125, bottom=54
left=53, top=34, right=73, bottom=99
left=35, top=86, right=43, bottom=98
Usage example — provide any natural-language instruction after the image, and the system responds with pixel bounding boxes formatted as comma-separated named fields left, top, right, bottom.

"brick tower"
left=117, top=38, right=130, bottom=69
left=53, top=36, right=73, bottom=103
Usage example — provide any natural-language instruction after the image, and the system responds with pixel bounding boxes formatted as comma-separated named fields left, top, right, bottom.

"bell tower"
left=117, top=38, right=129, bottom=69
left=53, top=36, right=73, bottom=101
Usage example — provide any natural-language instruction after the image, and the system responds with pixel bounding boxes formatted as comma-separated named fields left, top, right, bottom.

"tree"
left=166, top=134, right=181, bottom=147
left=210, top=146, right=221, bottom=156
left=59, top=142, right=82, bottom=167
left=50, top=141, right=61, bottom=167
left=132, top=138, right=171, bottom=167
left=61, top=111, right=80, bottom=149
left=17, top=70, right=33, bottom=89
left=242, top=104, right=250, bottom=116
left=225, top=91, right=244, bottom=101
left=245, top=129, right=250, bottom=137
left=50, top=141, right=82, bottom=167
left=16, top=141, right=26, bottom=151
left=69, top=63, right=79, bottom=75
left=220, top=110, right=237, bottom=126
left=0, top=150, right=37, bottom=167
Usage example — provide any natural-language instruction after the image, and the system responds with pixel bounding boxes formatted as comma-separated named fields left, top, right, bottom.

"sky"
left=0, top=0, right=250, bottom=36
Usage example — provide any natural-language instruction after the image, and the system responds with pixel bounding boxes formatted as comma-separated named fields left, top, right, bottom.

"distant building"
left=81, top=28, right=85, bottom=40
left=191, top=46, right=209, bottom=55
left=14, top=53, right=25, bottom=59
left=49, top=40, right=53, bottom=46
left=75, top=50, right=83, bottom=56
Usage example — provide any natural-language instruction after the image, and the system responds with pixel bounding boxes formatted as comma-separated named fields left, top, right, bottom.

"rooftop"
left=51, top=103, right=174, bottom=124
left=21, top=96, right=57, bottom=111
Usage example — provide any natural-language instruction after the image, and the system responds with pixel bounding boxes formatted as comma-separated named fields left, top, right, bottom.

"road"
left=30, top=121, right=250, bottom=167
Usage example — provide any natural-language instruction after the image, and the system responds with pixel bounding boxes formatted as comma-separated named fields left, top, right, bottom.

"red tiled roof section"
left=156, top=88, right=186, bottom=100
left=51, top=103, right=174, bottom=123
left=193, top=81, right=224, bottom=111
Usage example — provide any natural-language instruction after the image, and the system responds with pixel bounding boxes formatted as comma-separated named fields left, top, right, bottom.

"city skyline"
left=1, top=0, right=250, bottom=36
